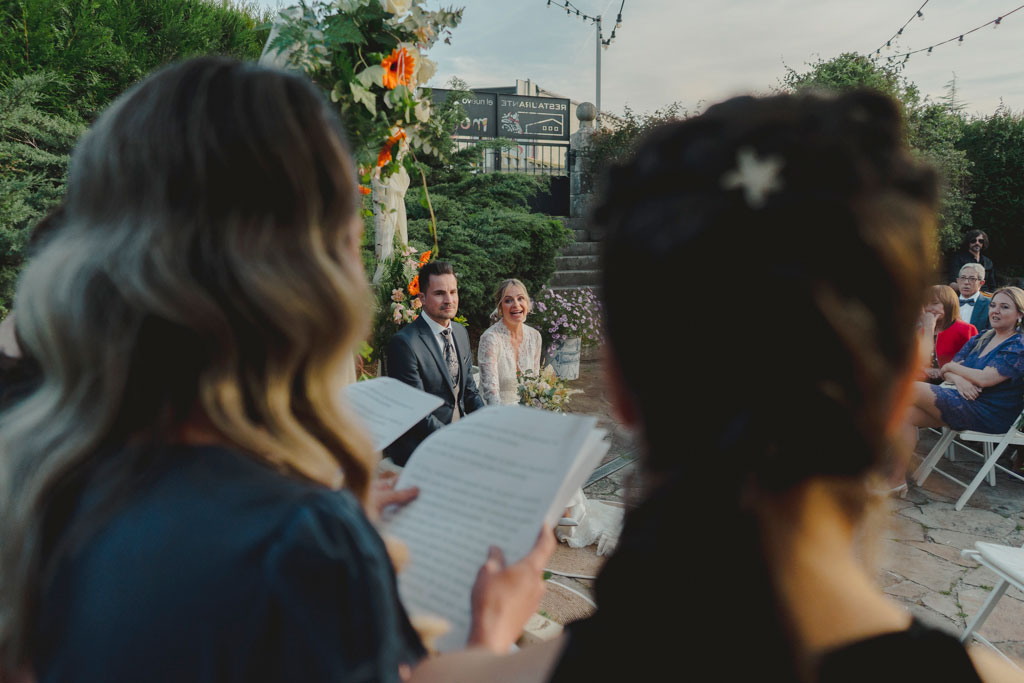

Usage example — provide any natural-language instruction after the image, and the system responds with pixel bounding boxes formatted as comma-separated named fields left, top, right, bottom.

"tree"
left=0, top=0, right=270, bottom=123
left=0, top=0, right=269, bottom=313
left=0, top=73, right=85, bottom=314
left=782, top=53, right=973, bottom=251
left=959, top=106, right=1024, bottom=271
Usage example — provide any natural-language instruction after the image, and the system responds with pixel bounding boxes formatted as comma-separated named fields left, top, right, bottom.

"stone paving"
left=564, top=357, right=1024, bottom=665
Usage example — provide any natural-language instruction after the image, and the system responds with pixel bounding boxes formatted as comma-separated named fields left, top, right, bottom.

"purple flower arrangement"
left=531, top=286, right=603, bottom=349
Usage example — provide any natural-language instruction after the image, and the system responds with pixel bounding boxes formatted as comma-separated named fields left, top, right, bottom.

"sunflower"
left=419, top=249, right=431, bottom=265
left=407, top=274, right=420, bottom=297
left=381, top=47, right=415, bottom=90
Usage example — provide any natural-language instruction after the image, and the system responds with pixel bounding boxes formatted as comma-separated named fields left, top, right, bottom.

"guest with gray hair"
left=956, top=262, right=991, bottom=332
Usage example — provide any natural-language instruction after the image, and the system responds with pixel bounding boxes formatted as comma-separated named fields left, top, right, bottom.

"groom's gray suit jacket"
left=384, top=315, right=484, bottom=466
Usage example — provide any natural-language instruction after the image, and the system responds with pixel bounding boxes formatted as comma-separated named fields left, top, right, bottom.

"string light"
left=875, top=3, right=1024, bottom=64
left=546, top=0, right=626, bottom=48
left=872, top=0, right=930, bottom=55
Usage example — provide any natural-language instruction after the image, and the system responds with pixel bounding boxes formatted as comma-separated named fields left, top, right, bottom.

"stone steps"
left=561, top=241, right=600, bottom=256
left=549, top=217, right=601, bottom=289
left=555, top=254, right=598, bottom=271
left=550, top=268, right=601, bottom=288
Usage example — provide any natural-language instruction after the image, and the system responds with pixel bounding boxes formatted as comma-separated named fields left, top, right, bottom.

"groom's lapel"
left=415, top=317, right=455, bottom=395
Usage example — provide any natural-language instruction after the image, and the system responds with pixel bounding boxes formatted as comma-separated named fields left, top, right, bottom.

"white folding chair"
left=912, top=410, right=1024, bottom=511
left=960, top=542, right=1024, bottom=670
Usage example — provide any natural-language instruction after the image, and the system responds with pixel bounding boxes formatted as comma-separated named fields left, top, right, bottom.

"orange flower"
left=418, top=249, right=431, bottom=265
left=387, top=129, right=407, bottom=146
left=407, top=274, right=420, bottom=297
left=376, top=129, right=407, bottom=168
left=358, top=185, right=372, bottom=195
left=381, top=47, right=415, bottom=90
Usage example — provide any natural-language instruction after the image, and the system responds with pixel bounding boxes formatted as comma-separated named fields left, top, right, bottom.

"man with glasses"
left=947, top=229, right=996, bottom=293
left=955, top=263, right=991, bottom=332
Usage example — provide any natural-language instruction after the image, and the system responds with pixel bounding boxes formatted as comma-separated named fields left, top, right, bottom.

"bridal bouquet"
left=518, top=366, right=579, bottom=412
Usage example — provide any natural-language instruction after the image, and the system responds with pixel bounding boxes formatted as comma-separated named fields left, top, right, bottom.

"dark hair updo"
left=598, top=90, right=938, bottom=491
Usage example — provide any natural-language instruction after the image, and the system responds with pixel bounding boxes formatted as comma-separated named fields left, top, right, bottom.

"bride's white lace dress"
left=477, top=321, right=542, bottom=406
left=477, top=321, right=622, bottom=555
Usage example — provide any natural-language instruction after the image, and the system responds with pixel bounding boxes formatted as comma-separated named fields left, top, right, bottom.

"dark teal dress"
left=35, top=444, right=424, bottom=682
left=931, top=332, right=1024, bottom=433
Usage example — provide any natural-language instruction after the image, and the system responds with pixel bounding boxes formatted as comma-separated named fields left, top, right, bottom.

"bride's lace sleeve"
left=525, top=325, right=542, bottom=375
left=477, top=328, right=502, bottom=406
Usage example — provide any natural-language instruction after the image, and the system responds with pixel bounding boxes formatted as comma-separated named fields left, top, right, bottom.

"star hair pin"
left=720, top=146, right=785, bottom=209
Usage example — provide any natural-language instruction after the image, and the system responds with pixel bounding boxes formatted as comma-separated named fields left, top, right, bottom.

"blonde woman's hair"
left=490, top=278, right=532, bottom=323
left=0, top=58, right=374, bottom=670
left=970, top=286, right=1024, bottom=351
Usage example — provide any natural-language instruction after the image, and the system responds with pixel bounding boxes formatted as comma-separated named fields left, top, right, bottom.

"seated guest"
left=909, top=287, right=1024, bottom=435
left=478, top=279, right=620, bottom=555
left=477, top=278, right=542, bottom=407
left=385, top=260, right=485, bottom=466
left=955, top=262, right=992, bottom=331
left=0, top=58, right=551, bottom=683
left=536, top=91, right=1023, bottom=681
left=920, top=284, right=977, bottom=381
left=948, top=229, right=996, bottom=293
left=416, top=90, right=1024, bottom=682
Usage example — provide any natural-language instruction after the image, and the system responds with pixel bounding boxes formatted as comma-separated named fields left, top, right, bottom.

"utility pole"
left=595, top=15, right=601, bottom=120
left=549, top=0, right=625, bottom=127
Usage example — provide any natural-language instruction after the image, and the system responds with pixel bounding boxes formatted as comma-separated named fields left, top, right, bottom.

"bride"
left=477, top=279, right=621, bottom=555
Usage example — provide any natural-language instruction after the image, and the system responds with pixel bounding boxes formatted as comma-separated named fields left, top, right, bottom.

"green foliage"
left=0, top=0, right=270, bottom=123
left=267, top=0, right=462, bottom=180
left=0, top=0, right=268, bottom=313
left=908, top=103, right=973, bottom=250
left=404, top=171, right=572, bottom=337
left=959, top=106, right=1024, bottom=270
left=0, top=72, right=85, bottom=315
left=586, top=103, right=688, bottom=178
left=781, top=52, right=921, bottom=112
left=782, top=53, right=972, bottom=251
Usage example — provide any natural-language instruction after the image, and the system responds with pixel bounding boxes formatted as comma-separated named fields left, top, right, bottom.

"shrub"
left=404, top=172, right=572, bottom=337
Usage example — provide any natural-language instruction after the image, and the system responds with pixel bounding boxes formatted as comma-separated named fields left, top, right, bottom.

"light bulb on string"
left=958, top=34, right=964, bottom=46
left=994, top=17, right=1002, bottom=28
left=917, top=10, right=924, bottom=20
left=927, top=46, right=933, bottom=56
left=897, top=27, right=904, bottom=35
left=886, top=40, right=892, bottom=50
left=616, top=13, right=622, bottom=28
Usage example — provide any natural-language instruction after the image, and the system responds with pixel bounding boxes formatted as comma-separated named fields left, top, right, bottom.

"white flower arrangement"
left=518, top=366, right=580, bottom=413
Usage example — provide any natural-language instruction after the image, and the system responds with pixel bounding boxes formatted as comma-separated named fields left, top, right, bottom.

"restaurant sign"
left=431, top=89, right=570, bottom=141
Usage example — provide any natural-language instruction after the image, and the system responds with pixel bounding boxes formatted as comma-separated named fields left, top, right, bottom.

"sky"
left=255, top=0, right=1024, bottom=118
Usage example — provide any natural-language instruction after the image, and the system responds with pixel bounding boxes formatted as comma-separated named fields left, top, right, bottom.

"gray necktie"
left=441, top=328, right=459, bottom=385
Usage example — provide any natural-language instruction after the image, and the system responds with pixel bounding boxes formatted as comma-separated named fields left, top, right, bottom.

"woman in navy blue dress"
left=0, top=58, right=552, bottom=683
left=909, top=287, right=1024, bottom=433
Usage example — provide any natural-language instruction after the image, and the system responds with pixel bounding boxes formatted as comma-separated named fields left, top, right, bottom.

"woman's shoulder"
left=818, top=619, right=984, bottom=682
left=949, top=320, right=978, bottom=338
left=480, top=322, right=511, bottom=342
left=525, top=324, right=542, bottom=340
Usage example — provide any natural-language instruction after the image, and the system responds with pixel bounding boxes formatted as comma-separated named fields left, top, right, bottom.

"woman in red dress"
left=922, top=284, right=977, bottom=381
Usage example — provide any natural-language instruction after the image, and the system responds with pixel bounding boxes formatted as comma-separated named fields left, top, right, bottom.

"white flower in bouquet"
left=381, top=0, right=412, bottom=15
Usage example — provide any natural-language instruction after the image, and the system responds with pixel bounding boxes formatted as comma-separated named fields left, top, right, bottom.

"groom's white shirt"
left=959, top=292, right=981, bottom=323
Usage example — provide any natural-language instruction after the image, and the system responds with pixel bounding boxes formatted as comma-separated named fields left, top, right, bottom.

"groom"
left=385, top=260, right=485, bottom=466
